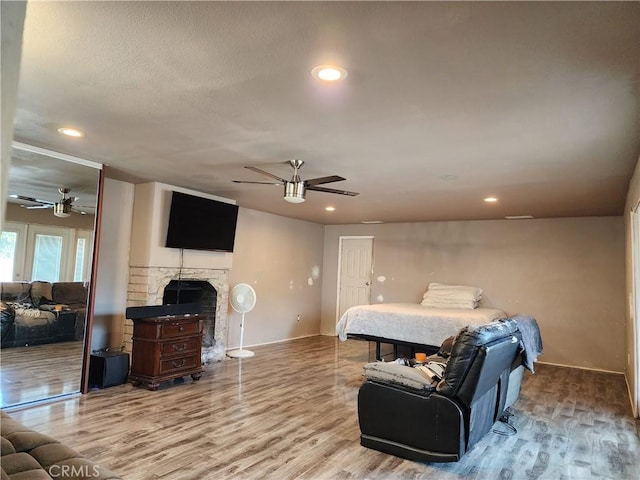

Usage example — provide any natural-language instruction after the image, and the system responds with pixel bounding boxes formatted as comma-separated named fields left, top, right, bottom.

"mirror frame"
left=82, top=168, right=103, bottom=393
left=11, top=141, right=103, bottom=397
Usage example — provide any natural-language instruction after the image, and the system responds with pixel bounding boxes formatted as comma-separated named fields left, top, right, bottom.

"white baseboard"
left=624, top=373, right=639, bottom=418
left=535, top=360, right=624, bottom=375
left=226, top=333, right=320, bottom=351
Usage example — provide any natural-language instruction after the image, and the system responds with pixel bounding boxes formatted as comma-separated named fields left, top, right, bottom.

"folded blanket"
left=510, top=314, right=543, bottom=372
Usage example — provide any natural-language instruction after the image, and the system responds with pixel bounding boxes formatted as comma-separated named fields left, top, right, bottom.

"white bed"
left=336, top=303, right=507, bottom=351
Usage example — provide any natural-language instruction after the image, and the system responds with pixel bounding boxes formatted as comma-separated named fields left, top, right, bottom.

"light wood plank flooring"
left=4, top=336, right=639, bottom=479
left=0, top=340, right=83, bottom=407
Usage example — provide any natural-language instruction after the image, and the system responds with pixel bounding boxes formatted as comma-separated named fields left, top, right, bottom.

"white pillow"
left=420, top=298, right=478, bottom=309
left=424, top=282, right=482, bottom=299
left=420, top=283, right=482, bottom=309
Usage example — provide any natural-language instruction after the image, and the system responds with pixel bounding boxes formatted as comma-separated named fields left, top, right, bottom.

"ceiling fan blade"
left=305, top=175, right=346, bottom=187
left=25, top=204, right=54, bottom=209
left=12, top=194, right=54, bottom=205
left=307, top=185, right=359, bottom=196
left=245, top=166, right=287, bottom=183
left=232, top=180, right=283, bottom=185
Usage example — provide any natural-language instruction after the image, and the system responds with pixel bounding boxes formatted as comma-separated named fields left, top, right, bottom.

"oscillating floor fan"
left=227, top=283, right=257, bottom=358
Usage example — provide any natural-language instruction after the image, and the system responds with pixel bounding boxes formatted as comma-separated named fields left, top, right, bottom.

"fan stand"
left=227, top=312, right=254, bottom=358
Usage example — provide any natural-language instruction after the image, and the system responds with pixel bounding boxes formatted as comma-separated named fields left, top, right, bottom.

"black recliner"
left=358, top=319, right=521, bottom=463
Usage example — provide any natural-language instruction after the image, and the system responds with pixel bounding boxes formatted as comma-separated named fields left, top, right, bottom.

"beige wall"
left=91, top=178, right=134, bottom=350
left=5, top=202, right=95, bottom=230
left=129, top=182, right=233, bottom=270
left=121, top=180, right=325, bottom=350
left=624, top=157, right=640, bottom=417
left=228, top=208, right=324, bottom=348
left=321, top=217, right=625, bottom=372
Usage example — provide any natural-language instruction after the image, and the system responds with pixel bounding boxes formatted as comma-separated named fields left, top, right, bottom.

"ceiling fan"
left=233, top=159, right=359, bottom=203
left=10, top=187, right=87, bottom=217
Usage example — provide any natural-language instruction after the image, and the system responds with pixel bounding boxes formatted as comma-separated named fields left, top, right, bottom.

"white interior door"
left=337, top=236, right=373, bottom=321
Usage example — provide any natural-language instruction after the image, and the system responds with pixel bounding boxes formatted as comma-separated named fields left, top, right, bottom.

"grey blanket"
left=510, top=314, right=543, bottom=372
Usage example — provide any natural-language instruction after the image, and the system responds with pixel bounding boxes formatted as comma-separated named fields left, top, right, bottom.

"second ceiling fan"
left=233, top=159, right=359, bottom=203
left=11, top=187, right=87, bottom=217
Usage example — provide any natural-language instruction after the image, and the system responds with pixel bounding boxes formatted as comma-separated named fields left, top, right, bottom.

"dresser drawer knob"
left=172, top=359, right=186, bottom=368
left=172, top=343, right=187, bottom=352
left=179, top=326, right=185, bottom=332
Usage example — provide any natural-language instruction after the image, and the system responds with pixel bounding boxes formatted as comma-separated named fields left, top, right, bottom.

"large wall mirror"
left=0, top=143, right=101, bottom=407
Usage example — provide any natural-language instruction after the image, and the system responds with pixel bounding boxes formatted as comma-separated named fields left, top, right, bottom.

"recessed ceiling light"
left=57, top=127, right=84, bottom=137
left=311, top=65, right=348, bottom=82
left=361, top=220, right=384, bottom=224
left=325, top=206, right=336, bottom=212
left=484, top=197, right=498, bottom=203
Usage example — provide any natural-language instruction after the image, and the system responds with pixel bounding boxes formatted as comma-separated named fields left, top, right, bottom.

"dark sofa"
left=0, top=281, right=88, bottom=348
left=1, top=411, right=120, bottom=479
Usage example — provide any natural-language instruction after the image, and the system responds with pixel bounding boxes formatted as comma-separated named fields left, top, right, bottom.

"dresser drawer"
left=161, top=338, right=200, bottom=356
left=160, top=320, right=200, bottom=338
left=160, top=354, right=199, bottom=374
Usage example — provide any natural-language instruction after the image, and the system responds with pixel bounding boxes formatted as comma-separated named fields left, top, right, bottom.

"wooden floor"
left=0, top=340, right=83, bottom=407
left=4, top=336, right=639, bottom=479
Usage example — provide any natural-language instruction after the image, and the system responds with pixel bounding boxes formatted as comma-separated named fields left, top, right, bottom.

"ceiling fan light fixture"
left=53, top=203, right=72, bottom=217
left=284, top=181, right=306, bottom=203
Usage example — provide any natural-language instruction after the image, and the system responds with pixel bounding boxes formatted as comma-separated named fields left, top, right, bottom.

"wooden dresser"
left=129, top=314, right=204, bottom=390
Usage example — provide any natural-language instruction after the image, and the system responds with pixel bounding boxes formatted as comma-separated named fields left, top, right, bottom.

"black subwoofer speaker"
left=89, top=351, right=130, bottom=388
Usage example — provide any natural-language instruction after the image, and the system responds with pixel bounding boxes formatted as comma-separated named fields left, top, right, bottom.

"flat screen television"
left=165, top=191, right=239, bottom=252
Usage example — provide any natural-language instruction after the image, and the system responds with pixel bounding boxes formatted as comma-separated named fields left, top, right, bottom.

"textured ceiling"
left=9, top=1, right=640, bottom=225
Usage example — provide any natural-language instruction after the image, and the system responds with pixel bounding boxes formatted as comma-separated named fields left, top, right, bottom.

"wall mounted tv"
left=165, top=191, right=239, bottom=252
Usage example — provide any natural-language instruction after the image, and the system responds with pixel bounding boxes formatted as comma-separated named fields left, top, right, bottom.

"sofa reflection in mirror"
left=0, top=281, right=88, bottom=348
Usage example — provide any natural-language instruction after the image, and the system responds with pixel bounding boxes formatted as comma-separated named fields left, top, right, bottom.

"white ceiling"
left=9, top=1, right=640, bottom=225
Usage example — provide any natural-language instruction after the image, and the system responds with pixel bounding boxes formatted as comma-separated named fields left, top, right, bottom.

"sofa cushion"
left=1, top=412, right=121, bottom=480
left=1, top=302, right=16, bottom=344
left=51, top=282, right=87, bottom=306
left=0, top=283, right=31, bottom=303
left=29, top=281, right=53, bottom=306
left=12, top=308, right=55, bottom=327
left=1, top=452, right=49, bottom=478
left=363, top=362, right=436, bottom=393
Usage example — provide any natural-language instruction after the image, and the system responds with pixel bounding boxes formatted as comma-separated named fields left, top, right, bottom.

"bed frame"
left=348, top=333, right=440, bottom=361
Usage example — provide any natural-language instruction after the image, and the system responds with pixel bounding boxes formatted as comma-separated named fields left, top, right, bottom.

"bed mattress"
left=336, top=303, right=507, bottom=348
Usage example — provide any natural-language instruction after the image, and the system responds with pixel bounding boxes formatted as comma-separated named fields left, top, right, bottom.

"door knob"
left=365, top=281, right=371, bottom=286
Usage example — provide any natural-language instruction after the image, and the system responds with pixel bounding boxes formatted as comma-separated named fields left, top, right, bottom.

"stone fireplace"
left=125, top=182, right=236, bottom=364
left=163, top=279, right=217, bottom=343
left=125, top=266, right=229, bottom=363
